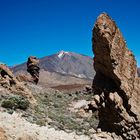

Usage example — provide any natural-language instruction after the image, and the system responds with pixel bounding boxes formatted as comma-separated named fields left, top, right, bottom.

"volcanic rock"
left=92, top=13, right=140, bottom=139
left=27, top=56, right=40, bottom=84
left=0, top=64, right=18, bottom=87
left=0, top=64, right=36, bottom=104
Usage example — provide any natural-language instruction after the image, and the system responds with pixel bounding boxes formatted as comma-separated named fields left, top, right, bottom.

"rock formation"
left=0, top=64, right=20, bottom=89
left=27, top=56, right=40, bottom=84
left=91, top=13, right=140, bottom=139
left=0, top=64, right=36, bottom=104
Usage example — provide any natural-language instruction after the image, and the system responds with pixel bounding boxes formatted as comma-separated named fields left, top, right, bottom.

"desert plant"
left=1, top=95, right=29, bottom=110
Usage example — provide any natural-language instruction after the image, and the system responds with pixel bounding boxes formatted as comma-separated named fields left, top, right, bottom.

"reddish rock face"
left=92, top=13, right=140, bottom=139
left=92, top=13, right=137, bottom=97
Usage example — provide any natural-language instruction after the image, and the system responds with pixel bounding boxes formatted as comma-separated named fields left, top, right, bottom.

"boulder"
left=92, top=13, right=140, bottom=139
left=27, top=56, right=40, bottom=84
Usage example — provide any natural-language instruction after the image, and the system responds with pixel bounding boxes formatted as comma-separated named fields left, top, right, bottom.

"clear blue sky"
left=0, top=0, right=140, bottom=66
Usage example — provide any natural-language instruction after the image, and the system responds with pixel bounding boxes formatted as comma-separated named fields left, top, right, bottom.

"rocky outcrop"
left=91, top=13, right=140, bottom=139
left=0, top=64, right=36, bottom=104
left=0, top=64, right=19, bottom=88
left=27, top=56, right=40, bottom=84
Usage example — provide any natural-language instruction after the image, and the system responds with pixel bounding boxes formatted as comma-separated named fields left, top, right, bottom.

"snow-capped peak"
left=58, top=50, right=69, bottom=58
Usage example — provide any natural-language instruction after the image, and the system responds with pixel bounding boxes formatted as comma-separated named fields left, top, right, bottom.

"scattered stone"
left=89, top=100, right=98, bottom=110
left=85, top=85, right=92, bottom=93
left=69, top=100, right=90, bottom=113
left=88, top=128, right=96, bottom=134
left=97, top=128, right=102, bottom=133
left=93, top=95, right=100, bottom=104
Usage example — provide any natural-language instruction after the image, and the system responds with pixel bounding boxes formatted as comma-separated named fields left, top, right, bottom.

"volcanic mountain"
left=12, top=51, right=95, bottom=88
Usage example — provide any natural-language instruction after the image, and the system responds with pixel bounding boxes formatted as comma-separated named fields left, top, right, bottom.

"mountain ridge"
left=12, top=51, right=95, bottom=80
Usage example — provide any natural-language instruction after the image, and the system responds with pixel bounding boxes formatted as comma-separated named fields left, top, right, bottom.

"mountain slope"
left=13, top=51, right=95, bottom=79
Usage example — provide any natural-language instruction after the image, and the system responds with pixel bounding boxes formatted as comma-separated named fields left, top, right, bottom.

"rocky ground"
left=0, top=83, right=121, bottom=140
left=0, top=111, right=117, bottom=140
left=0, top=111, right=89, bottom=140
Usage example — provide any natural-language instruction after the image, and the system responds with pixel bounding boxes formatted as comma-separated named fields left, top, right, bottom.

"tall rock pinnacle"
left=27, top=56, right=40, bottom=84
left=92, top=13, right=140, bottom=139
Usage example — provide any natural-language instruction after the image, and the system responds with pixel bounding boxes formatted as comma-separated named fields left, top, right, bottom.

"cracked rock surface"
left=92, top=13, right=140, bottom=140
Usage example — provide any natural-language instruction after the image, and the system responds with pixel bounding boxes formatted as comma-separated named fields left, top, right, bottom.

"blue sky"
left=0, top=0, right=140, bottom=66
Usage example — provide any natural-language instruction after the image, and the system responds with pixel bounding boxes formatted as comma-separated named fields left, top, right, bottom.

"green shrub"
left=1, top=95, right=29, bottom=110
left=1, top=99, right=17, bottom=109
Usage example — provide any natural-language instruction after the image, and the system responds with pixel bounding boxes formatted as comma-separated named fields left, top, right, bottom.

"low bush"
left=1, top=95, right=29, bottom=110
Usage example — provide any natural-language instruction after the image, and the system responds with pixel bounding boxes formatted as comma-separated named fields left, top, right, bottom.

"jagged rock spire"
left=92, top=13, right=140, bottom=139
